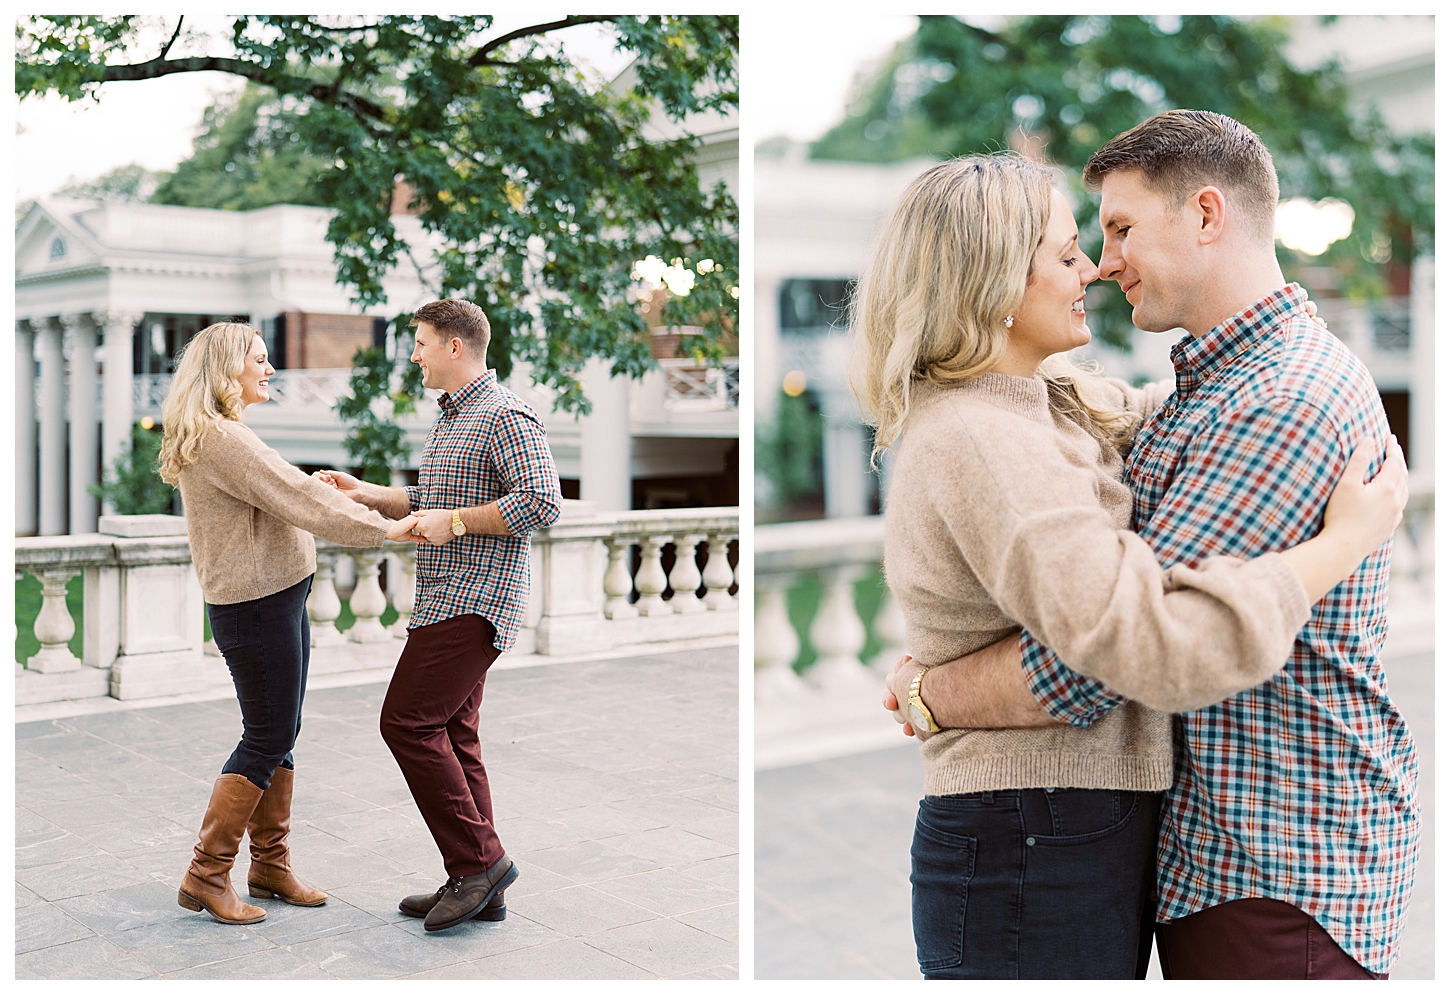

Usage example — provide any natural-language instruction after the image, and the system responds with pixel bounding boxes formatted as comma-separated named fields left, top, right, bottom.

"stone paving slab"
left=755, top=648, right=1434, bottom=980
left=14, top=646, right=739, bottom=980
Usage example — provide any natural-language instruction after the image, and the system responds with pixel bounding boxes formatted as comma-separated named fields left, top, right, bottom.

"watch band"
left=451, top=509, right=466, bottom=536
left=908, top=667, right=941, bottom=733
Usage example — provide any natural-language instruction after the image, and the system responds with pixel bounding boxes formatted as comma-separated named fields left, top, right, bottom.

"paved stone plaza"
left=16, top=646, right=739, bottom=980
left=756, top=647, right=1435, bottom=980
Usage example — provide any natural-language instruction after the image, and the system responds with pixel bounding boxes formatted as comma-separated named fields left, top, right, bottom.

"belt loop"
left=980, top=791, right=994, bottom=805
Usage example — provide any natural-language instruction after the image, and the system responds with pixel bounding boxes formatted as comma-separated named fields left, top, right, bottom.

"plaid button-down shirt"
left=404, top=371, right=562, bottom=651
left=1020, top=284, right=1419, bottom=974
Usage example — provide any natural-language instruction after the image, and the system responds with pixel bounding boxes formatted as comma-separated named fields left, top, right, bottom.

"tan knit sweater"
left=883, top=372, right=1311, bottom=796
left=176, top=419, right=391, bottom=605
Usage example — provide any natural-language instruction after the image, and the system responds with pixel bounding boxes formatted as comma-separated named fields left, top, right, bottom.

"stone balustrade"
left=755, top=480, right=1435, bottom=771
left=15, top=503, right=738, bottom=707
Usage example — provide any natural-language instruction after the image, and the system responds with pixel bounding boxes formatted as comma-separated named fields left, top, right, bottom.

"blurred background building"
left=753, top=15, right=1434, bottom=981
left=14, top=68, right=738, bottom=537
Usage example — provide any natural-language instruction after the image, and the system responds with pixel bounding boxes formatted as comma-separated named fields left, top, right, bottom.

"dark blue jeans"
left=911, top=788, right=1161, bottom=979
left=208, top=574, right=312, bottom=791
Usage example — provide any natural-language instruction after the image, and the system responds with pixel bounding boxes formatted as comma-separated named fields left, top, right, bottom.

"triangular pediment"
left=15, top=199, right=105, bottom=278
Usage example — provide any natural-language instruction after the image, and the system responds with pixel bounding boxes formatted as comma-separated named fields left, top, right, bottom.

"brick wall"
left=279, top=312, right=379, bottom=368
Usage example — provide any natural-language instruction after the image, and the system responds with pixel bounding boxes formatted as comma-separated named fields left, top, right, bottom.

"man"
left=319, top=298, right=562, bottom=932
left=886, top=111, right=1418, bottom=978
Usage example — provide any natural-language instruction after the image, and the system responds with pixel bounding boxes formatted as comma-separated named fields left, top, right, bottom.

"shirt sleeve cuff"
left=405, top=484, right=420, bottom=513
left=1021, top=629, right=1128, bottom=728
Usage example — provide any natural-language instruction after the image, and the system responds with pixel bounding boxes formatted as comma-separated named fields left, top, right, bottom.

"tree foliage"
left=55, top=162, right=168, bottom=203
left=151, top=83, right=331, bottom=210
left=88, top=421, right=175, bottom=515
left=18, top=14, right=739, bottom=475
left=813, top=15, right=1433, bottom=349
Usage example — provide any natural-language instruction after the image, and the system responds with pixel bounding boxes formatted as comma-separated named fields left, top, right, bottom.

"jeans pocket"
left=911, top=818, right=977, bottom=973
left=1033, top=792, right=1145, bottom=847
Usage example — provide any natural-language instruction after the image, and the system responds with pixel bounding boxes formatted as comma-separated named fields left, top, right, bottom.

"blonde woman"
left=160, top=323, right=414, bottom=925
left=850, top=155, right=1406, bottom=978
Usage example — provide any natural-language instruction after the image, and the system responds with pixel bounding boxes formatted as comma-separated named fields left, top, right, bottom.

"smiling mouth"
left=1122, top=280, right=1140, bottom=299
left=1071, top=296, right=1086, bottom=315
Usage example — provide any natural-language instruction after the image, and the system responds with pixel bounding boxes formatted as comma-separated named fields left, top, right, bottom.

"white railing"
left=754, top=485, right=1435, bottom=771
left=15, top=504, right=738, bottom=707
left=132, top=369, right=370, bottom=414
left=660, top=357, right=740, bottom=411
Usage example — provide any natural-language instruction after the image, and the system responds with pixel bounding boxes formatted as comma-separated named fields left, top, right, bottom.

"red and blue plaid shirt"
left=405, top=371, right=562, bottom=651
left=1021, top=284, right=1419, bottom=974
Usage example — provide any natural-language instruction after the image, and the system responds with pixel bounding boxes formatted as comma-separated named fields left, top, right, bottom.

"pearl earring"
left=1004, top=315, right=1014, bottom=328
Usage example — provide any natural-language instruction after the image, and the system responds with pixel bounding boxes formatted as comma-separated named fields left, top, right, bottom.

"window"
left=49, top=237, right=66, bottom=260
left=778, top=278, right=855, bottom=332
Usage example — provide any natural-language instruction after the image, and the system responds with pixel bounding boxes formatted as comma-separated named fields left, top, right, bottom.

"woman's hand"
left=1323, top=436, right=1409, bottom=562
left=314, top=468, right=367, bottom=503
left=386, top=515, right=421, bottom=542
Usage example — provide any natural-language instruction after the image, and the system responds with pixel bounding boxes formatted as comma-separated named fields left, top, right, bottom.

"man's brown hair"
left=411, top=298, right=491, bottom=358
left=1083, top=109, right=1280, bottom=242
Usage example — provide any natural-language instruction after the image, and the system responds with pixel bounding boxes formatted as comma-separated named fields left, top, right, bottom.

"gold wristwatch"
left=906, top=667, right=941, bottom=735
left=451, top=509, right=467, bottom=536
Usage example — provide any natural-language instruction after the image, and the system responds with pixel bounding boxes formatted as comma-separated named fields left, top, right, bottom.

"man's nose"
left=1096, top=245, right=1123, bottom=282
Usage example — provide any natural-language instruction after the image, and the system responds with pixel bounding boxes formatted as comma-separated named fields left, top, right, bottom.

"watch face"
left=452, top=522, right=466, bottom=535
left=907, top=703, right=928, bottom=733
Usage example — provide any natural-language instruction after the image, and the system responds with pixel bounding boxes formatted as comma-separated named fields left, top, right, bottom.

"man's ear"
left=1192, top=185, right=1228, bottom=245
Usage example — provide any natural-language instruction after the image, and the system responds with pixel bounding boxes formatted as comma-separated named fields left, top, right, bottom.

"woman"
left=159, top=322, right=414, bottom=925
left=849, top=155, right=1406, bottom=978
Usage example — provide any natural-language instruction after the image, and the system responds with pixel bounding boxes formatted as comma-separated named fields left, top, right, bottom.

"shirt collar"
left=1169, top=283, right=1308, bottom=399
left=437, top=370, right=494, bottom=415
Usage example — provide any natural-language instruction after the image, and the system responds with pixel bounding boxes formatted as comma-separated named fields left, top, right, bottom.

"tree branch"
left=159, top=15, right=184, bottom=60
left=468, top=15, right=619, bottom=67
left=97, top=56, right=390, bottom=125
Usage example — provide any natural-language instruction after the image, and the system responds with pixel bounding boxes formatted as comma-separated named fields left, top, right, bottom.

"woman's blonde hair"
left=849, top=153, right=1139, bottom=463
left=158, top=322, right=261, bottom=485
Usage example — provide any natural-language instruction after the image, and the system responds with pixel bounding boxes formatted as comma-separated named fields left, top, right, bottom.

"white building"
left=755, top=15, right=1434, bottom=520
left=15, top=87, right=739, bottom=537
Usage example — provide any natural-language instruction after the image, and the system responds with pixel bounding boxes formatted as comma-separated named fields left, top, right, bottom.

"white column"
left=579, top=356, right=632, bottom=511
left=99, top=312, right=141, bottom=516
left=1409, top=256, right=1434, bottom=476
left=37, top=316, right=68, bottom=536
left=16, top=321, right=38, bottom=536
left=68, top=314, right=100, bottom=534
left=822, top=408, right=872, bottom=519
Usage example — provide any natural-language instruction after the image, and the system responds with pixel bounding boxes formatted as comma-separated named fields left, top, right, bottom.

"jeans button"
left=1026, top=837, right=1036, bottom=846
left=1045, top=787, right=1055, bottom=793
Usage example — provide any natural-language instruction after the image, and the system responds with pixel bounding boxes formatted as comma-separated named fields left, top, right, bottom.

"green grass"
left=781, top=563, right=890, bottom=674
left=15, top=575, right=396, bottom=664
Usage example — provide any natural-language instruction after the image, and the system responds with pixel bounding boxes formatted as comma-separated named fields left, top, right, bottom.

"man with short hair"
left=320, top=298, right=562, bottom=932
left=887, top=110, right=1419, bottom=978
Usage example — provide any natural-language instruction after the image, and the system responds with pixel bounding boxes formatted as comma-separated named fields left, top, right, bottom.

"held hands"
left=1324, top=436, right=1409, bottom=562
left=397, top=509, right=457, bottom=546
left=385, top=515, right=421, bottom=542
left=313, top=469, right=366, bottom=503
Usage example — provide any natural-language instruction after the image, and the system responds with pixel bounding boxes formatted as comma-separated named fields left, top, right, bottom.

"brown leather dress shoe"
left=423, top=856, right=519, bottom=932
left=178, top=773, right=268, bottom=925
left=245, top=766, right=327, bottom=906
left=399, top=882, right=506, bottom=921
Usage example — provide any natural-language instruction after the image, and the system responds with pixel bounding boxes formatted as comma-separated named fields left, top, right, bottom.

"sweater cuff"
left=1021, top=628, right=1127, bottom=728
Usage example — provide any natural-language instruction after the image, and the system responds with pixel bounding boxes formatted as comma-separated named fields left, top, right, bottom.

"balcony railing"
left=754, top=480, right=1434, bottom=771
left=15, top=504, right=738, bottom=707
left=660, top=357, right=741, bottom=411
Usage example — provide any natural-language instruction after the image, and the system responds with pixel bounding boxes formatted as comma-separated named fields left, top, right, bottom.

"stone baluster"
left=28, top=568, right=83, bottom=673
left=703, top=532, right=736, bottom=611
left=754, top=581, right=806, bottom=700
left=347, top=549, right=391, bottom=642
left=602, top=534, right=638, bottom=619
left=634, top=534, right=674, bottom=617
left=668, top=535, right=706, bottom=614
left=870, top=587, right=908, bottom=674
left=389, top=546, right=416, bottom=638
left=808, top=566, right=875, bottom=693
left=308, top=550, right=347, bottom=646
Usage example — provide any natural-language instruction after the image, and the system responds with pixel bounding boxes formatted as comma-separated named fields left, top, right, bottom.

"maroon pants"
left=1157, top=898, right=1386, bottom=979
left=380, top=613, right=504, bottom=878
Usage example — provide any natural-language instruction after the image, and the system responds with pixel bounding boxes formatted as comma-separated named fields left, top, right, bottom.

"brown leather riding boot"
left=246, top=766, right=327, bottom=906
left=178, top=773, right=267, bottom=924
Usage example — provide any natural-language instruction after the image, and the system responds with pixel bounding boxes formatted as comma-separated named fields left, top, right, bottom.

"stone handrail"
left=16, top=505, right=738, bottom=706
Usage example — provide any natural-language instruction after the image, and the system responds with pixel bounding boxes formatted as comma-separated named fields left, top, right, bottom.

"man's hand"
left=406, top=508, right=458, bottom=546
left=314, top=469, right=366, bottom=504
left=385, top=515, right=421, bottom=542
left=883, top=654, right=931, bottom=739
